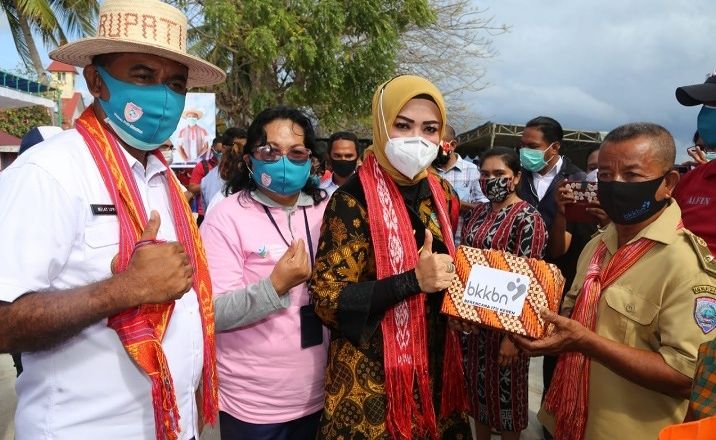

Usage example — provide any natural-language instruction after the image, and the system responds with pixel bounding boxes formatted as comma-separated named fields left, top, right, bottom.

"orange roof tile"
left=47, top=61, right=78, bottom=73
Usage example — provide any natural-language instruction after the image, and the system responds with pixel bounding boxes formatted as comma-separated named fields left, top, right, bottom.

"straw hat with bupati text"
left=49, top=0, right=225, bottom=88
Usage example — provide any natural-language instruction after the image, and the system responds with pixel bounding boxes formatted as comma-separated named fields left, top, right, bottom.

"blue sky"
left=1, top=0, right=713, bottom=160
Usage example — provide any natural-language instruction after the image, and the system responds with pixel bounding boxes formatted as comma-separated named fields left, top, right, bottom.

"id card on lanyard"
left=263, top=205, right=323, bottom=348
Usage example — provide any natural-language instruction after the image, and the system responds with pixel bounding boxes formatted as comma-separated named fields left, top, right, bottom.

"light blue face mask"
left=706, top=151, right=716, bottom=162
left=520, top=144, right=554, bottom=173
left=698, top=105, right=716, bottom=149
left=96, top=66, right=186, bottom=151
left=250, top=156, right=311, bottom=195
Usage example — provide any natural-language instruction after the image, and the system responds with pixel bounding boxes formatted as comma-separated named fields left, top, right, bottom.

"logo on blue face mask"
left=96, top=66, right=186, bottom=151
left=250, top=156, right=311, bottom=195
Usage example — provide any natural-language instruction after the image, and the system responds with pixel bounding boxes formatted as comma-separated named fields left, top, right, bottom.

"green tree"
left=172, top=0, right=436, bottom=131
left=0, top=105, right=52, bottom=137
left=2, top=0, right=99, bottom=78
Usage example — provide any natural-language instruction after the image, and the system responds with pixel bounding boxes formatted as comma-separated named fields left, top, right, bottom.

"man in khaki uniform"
left=514, top=122, right=716, bottom=440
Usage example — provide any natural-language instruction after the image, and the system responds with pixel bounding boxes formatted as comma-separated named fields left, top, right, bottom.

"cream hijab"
left=365, top=75, right=448, bottom=186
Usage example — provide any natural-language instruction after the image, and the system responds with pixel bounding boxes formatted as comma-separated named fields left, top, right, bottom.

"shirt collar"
left=601, top=200, right=681, bottom=254
left=119, top=145, right=167, bottom=180
left=536, top=156, right=563, bottom=179
left=250, top=189, right=314, bottom=209
left=440, top=154, right=467, bottom=173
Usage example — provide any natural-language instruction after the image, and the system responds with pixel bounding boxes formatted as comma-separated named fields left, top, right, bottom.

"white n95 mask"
left=384, top=136, right=439, bottom=180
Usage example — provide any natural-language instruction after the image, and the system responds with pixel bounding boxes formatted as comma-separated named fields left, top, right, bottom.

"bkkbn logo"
left=465, top=282, right=508, bottom=305
left=507, top=277, right=528, bottom=301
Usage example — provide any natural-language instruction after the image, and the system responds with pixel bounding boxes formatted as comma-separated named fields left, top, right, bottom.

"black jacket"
left=517, top=156, right=586, bottom=231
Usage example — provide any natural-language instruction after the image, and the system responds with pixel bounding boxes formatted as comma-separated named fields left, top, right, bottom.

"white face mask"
left=585, top=169, right=598, bottom=182
left=379, top=86, right=440, bottom=179
left=384, top=136, right=439, bottom=179
left=161, top=150, right=174, bottom=165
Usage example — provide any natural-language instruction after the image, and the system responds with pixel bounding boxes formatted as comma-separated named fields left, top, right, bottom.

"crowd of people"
left=2, top=1, right=716, bottom=440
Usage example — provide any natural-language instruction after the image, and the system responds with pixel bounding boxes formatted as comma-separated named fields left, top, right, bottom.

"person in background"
left=176, top=109, right=210, bottom=161
left=310, top=75, right=470, bottom=439
left=202, top=128, right=247, bottom=210
left=18, top=126, right=63, bottom=156
left=514, top=122, right=716, bottom=440
left=460, top=147, right=547, bottom=440
left=0, top=0, right=226, bottom=438
left=200, top=106, right=329, bottom=439
left=432, top=124, right=488, bottom=244
left=516, top=117, right=589, bottom=438
left=320, top=131, right=360, bottom=197
left=673, top=75, right=716, bottom=255
left=188, top=136, right=224, bottom=224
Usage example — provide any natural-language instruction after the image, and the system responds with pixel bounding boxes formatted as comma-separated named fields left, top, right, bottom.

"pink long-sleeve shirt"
left=200, top=191, right=329, bottom=423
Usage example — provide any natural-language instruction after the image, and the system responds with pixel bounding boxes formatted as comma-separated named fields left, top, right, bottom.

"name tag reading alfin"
left=462, top=264, right=531, bottom=316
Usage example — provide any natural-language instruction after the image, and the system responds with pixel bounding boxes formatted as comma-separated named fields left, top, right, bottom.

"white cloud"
left=464, top=0, right=716, bottom=159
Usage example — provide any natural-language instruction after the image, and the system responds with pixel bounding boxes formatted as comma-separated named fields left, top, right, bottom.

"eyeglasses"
left=253, top=145, right=311, bottom=163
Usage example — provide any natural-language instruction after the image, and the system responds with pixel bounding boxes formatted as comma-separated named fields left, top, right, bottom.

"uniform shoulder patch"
left=686, top=231, right=716, bottom=277
left=694, top=297, right=716, bottom=334
left=693, top=285, right=716, bottom=295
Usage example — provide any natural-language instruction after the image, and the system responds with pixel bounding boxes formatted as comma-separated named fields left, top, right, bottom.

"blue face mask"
left=698, top=106, right=716, bottom=149
left=520, top=144, right=554, bottom=173
left=706, top=151, right=716, bottom=162
left=96, top=66, right=186, bottom=151
left=250, top=156, right=311, bottom=195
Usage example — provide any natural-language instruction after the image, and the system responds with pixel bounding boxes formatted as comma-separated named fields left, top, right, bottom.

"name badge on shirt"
left=91, top=204, right=117, bottom=216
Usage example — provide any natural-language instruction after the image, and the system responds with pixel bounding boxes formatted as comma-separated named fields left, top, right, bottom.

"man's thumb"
left=420, top=229, right=433, bottom=256
left=540, top=308, right=560, bottom=324
left=140, top=210, right=161, bottom=241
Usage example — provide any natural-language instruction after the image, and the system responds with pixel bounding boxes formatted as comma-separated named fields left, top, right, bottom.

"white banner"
left=462, top=265, right=531, bottom=316
left=169, top=92, right=216, bottom=164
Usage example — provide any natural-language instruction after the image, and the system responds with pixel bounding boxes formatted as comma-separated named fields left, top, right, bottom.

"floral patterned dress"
left=460, top=200, right=547, bottom=431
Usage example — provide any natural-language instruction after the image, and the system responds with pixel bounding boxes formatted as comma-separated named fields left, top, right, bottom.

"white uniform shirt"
left=0, top=129, right=203, bottom=440
left=532, top=156, right=563, bottom=201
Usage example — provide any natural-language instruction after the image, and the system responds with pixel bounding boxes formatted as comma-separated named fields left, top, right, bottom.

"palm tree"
left=2, top=0, right=99, bottom=79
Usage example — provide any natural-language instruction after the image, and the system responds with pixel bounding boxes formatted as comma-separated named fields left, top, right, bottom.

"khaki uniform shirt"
left=540, top=202, right=716, bottom=439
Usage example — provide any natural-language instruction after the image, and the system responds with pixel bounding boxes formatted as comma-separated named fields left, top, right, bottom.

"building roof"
left=47, top=61, right=78, bottom=74
left=456, top=121, right=606, bottom=170
left=0, top=130, right=21, bottom=147
left=61, top=92, right=83, bottom=127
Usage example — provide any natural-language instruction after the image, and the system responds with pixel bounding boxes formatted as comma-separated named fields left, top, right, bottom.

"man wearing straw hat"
left=177, top=108, right=210, bottom=162
left=0, top=1, right=225, bottom=439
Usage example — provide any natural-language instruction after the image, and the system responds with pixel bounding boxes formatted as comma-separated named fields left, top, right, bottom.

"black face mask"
left=331, top=158, right=358, bottom=178
left=432, top=148, right=451, bottom=168
left=597, top=176, right=668, bottom=225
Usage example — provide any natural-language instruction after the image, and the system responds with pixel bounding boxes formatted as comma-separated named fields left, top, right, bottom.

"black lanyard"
left=262, top=205, right=314, bottom=267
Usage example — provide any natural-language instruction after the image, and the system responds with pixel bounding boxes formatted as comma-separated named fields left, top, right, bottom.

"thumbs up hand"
left=123, top=210, right=193, bottom=307
left=415, top=229, right=456, bottom=293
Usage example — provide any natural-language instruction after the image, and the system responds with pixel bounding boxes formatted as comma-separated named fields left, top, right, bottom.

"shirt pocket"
left=83, top=218, right=120, bottom=280
left=603, top=287, right=660, bottom=347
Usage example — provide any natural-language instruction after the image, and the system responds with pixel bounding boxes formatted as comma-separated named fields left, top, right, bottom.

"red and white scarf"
left=359, top=154, right=468, bottom=439
left=75, top=107, right=218, bottom=440
left=544, top=234, right=660, bottom=440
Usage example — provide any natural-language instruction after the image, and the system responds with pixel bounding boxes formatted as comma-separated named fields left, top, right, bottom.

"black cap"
left=676, top=75, right=716, bottom=106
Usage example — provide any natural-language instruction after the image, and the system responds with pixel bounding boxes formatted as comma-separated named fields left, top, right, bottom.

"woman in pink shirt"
left=200, top=106, right=329, bottom=439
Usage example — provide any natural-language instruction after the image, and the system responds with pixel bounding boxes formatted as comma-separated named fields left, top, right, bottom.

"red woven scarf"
left=75, top=108, right=218, bottom=440
left=544, top=235, right=659, bottom=440
left=359, top=154, right=468, bottom=440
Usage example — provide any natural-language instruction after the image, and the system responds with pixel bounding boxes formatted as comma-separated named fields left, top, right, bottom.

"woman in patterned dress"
left=309, top=75, right=471, bottom=439
left=460, top=147, right=548, bottom=440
